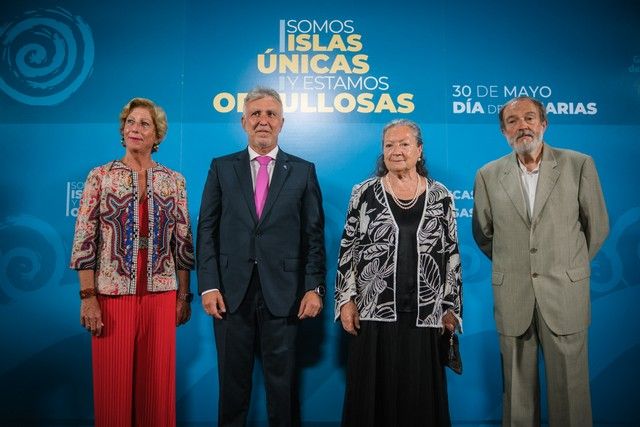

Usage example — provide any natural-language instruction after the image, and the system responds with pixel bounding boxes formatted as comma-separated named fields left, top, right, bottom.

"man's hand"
left=339, top=300, right=360, bottom=336
left=297, top=290, right=323, bottom=319
left=202, top=291, right=226, bottom=319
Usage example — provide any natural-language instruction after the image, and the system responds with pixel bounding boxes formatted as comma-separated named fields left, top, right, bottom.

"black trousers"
left=214, top=267, right=300, bottom=427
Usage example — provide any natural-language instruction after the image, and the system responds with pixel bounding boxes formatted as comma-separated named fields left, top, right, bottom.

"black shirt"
left=387, top=191, right=426, bottom=312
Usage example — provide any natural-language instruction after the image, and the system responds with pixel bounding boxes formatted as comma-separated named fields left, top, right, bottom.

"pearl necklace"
left=385, top=174, right=424, bottom=210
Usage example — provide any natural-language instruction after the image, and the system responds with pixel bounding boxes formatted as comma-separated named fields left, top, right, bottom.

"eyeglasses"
left=124, top=118, right=154, bottom=130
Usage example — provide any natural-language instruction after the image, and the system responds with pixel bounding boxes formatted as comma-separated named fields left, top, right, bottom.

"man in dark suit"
left=473, top=96, right=609, bottom=426
left=197, top=86, right=326, bottom=427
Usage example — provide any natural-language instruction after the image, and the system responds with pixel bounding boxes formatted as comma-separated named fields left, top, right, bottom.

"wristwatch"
left=177, top=292, right=194, bottom=303
left=313, top=285, right=326, bottom=298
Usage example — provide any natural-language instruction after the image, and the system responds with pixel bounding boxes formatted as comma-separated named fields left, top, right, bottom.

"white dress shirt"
left=517, top=157, right=541, bottom=219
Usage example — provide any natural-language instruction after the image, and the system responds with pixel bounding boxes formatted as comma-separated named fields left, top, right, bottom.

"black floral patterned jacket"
left=334, top=177, right=462, bottom=328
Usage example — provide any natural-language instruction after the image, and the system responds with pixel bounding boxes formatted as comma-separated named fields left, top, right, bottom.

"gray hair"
left=243, top=86, right=283, bottom=113
left=375, top=119, right=429, bottom=177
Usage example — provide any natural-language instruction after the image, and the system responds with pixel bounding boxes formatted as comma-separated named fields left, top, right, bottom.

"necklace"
left=385, top=174, right=424, bottom=210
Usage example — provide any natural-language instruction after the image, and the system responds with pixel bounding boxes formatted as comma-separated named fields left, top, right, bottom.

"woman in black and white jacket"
left=335, top=119, right=462, bottom=427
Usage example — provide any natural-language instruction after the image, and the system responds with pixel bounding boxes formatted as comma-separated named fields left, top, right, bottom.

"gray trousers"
left=499, top=305, right=592, bottom=427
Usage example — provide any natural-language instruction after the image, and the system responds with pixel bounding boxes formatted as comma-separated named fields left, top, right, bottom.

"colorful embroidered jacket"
left=334, top=177, right=462, bottom=328
left=70, top=161, right=195, bottom=295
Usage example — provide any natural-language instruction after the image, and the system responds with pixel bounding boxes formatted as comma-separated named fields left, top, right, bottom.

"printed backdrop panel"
left=1, top=0, right=639, bottom=424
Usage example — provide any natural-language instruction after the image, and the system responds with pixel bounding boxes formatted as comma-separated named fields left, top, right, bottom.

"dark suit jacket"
left=196, top=148, right=326, bottom=317
left=472, top=144, right=609, bottom=336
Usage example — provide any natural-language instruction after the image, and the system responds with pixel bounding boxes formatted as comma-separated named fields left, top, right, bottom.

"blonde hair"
left=119, top=97, right=168, bottom=152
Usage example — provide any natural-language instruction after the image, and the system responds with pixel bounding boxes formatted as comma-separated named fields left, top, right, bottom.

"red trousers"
left=92, top=290, right=176, bottom=427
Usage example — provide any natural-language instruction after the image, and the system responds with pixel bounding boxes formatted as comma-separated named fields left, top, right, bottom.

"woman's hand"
left=80, top=297, right=104, bottom=336
left=176, top=270, right=191, bottom=326
left=176, top=299, right=191, bottom=326
left=442, top=310, right=458, bottom=332
left=340, top=301, right=360, bottom=336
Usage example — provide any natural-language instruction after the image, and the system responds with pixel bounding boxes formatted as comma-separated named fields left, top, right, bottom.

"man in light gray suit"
left=472, top=96, right=609, bottom=426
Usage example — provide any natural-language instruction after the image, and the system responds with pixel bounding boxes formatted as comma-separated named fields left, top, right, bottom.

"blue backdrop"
left=1, top=0, right=639, bottom=425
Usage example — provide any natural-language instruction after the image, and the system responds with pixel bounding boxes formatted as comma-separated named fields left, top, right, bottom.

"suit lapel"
left=499, top=153, right=530, bottom=226
left=259, top=150, right=291, bottom=223
left=233, top=150, right=259, bottom=223
left=531, top=145, right=560, bottom=222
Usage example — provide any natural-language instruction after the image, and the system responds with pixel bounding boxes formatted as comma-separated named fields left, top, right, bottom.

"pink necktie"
left=254, top=155, right=271, bottom=218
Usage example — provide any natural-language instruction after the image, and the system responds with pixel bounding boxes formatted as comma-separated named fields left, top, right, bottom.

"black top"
left=387, top=191, right=426, bottom=312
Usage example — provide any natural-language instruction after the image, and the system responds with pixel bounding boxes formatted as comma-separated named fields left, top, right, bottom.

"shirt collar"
left=248, top=145, right=279, bottom=161
left=516, top=156, right=541, bottom=174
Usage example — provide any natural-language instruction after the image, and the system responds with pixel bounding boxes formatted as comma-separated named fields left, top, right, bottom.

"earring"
left=152, top=143, right=159, bottom=152
left=120, top=137, right=126, bottom=147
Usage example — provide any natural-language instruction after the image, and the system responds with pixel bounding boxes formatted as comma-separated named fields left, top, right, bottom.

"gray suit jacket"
left=472, top=144, right=608, bottom=336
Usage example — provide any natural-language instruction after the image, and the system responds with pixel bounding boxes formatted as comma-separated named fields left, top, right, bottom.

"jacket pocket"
left=566, top=266, right=590, bottom=282
left=219, top=254, right=228, bottom=269
left=283, top=258, right=301, bottom=272
left=492, top=271, right=504, bottom=286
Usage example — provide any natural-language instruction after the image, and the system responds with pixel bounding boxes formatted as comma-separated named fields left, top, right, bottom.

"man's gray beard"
left=510, top=134, right=543, bottom=156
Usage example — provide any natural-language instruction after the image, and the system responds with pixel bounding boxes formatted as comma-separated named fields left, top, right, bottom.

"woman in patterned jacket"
left=70, top=98, right=194, bottom=427
left=335, top=119, right=462, bottom=426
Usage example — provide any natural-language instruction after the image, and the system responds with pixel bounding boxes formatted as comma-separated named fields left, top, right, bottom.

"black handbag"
left=440, top=330, right=462, bottom=375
